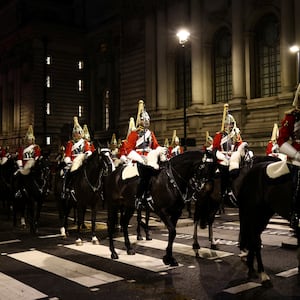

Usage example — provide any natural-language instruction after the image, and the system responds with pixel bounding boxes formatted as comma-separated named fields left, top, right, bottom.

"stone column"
left=231, top=0, right=246, bottom=101
left=190, top=0, right=203, bottom=106
left=156, top=8, right=168, bottom=111
left=280, top=0, right=295, bottom=93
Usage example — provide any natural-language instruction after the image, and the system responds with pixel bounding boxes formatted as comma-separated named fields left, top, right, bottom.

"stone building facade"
left=0, top=0, right=299, bottom=157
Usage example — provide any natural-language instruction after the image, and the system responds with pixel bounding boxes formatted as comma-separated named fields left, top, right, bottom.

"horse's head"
left=99, top=148, right=115, bottom=175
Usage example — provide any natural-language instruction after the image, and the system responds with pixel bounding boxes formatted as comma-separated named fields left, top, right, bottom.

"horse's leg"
left=161, top=214, right=178, bottom=266
left=136, top=208, right=143, bottom=240
left=255, top=246, right=271, bottom=284
left=208, top=223, right=218, bottom=250
left=91, top=206, right=99, bottom=245
left=144, top=207, right=152, bottom=240
left=75, top=206, right=84, bottom=245
left=246, top=249, right=258, bottom=279
left=121, top=208, right=135, bottom=255
left=192, top=220, right=200, bottom=257
left=108, top=209, right=119, bottom=259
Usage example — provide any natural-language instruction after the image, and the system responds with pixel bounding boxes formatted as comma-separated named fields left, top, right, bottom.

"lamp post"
left=177, top=29, right=190, bottom=151
left=290, top=45, right=300, bottom=84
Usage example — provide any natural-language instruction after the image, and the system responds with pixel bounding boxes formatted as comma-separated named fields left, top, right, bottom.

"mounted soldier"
left=212, top=104, right=248, bottom=206
left=169, top=130, right=183, bottom=157
left=61, top=116, right=94, bottom=199
left=277, top=84, right=300, bottom=229
left=124, top=100, right=167, bottom=209
left=15, top=125, right=41, bottom=198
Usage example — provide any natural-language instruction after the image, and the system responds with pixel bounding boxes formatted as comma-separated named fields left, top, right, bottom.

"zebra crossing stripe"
left=222, top=282, right=261, bottom=294
left=65, top=243, right=181, bottom=271
left=8, top=250, right=123, bottom=287
left=276, top=267, right=298, bottom=277
left=0, top=272, right=47, bottom=300
left=114, top=237, right=234, bottom=260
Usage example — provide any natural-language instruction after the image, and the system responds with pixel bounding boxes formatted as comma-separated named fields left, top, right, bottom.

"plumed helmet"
left=206, top=131, right=213, bottom=145
left=270, top=123, right=279, bottom=142
left=72, top=116, right=83, bottom=136
left=225, top=114, right=236, bottom=127
left=171, top=130, right=180, bottom=146
left=110, top=133, right=117, bottom=146
left=164, top=138, right=170, bottom=147
left=83, top=124, right=91, bottom=141
left=25, top=125, right=35, bottom=142
left=136, top=100, right=150, bottom=127
left=127, top=117, right=136, bottom=138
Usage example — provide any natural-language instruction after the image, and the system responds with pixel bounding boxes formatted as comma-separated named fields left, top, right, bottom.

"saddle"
left=121, top=162, right=160, bottom=181
left=266, top=160, right=290, bottom=179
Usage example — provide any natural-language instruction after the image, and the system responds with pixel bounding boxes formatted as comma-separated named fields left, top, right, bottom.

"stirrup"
left=15, top=190, right=22, bottom=199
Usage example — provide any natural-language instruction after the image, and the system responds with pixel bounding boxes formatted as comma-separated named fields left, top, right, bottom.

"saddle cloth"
left=122, top=163, right=139, bottom=180
left=266, top=160, right=290, bottom=179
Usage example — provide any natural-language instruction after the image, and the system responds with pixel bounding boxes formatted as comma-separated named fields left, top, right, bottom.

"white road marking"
left=0, top=272, right=47, bottom=300
left=115, top=236, right=234, bottom=260
left=276, top=267, right=298, bottom=278
left=8, top=250, right=123, bottom=287
left=223, top=282, right=261, bottom=294
left=65, top=243, right=180, bottom=272
left=0, top=239, right=21, bottom=245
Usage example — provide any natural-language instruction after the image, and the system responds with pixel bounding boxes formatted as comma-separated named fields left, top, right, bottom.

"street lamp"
left=177, top=29, right=190, bottom=151
left=290, top=45, right=300, bottom=84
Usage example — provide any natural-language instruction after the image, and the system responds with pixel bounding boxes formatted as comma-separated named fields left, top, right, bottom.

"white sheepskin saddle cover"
left=71, top=153, right=85, bottom=172
left=266, top=160, right=290, bottom=179
left=122, top=163, right=139, bottom=180
left=20, top=158, right=36, bottom=175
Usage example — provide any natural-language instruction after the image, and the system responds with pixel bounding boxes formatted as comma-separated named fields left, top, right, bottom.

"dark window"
left=213, top=27, right=232, bottom=104
left=254, top=14, right=280, bottom=97
left=176, top=43, right=192, bottom=109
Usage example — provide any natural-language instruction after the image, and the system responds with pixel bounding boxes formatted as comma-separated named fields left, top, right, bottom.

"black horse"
left=55, top=148, right=113, bottom=244
left=236, top=158, right=296, bottom=284
left=192, top=173, right=222, bottom=254
left=13, top=155, right=51, bottom=233
left=103, top=150, right=218, bottom=266
left=0, top=155, right=16, bottom=218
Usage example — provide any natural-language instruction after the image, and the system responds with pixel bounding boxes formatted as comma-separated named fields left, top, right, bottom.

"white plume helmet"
left=270, top=123, right=279, bottom=142
left=25, top=125, right=35, bottom=141
left=83, top=124, right=91, bottom=141
left=72, top=116, right=83, bottom=135
left=164, top=138, right=170, bottom=147
left=171, top=130, right=179, bottom=146
left=127, top=117, right=136, bottom=138
left=206, top=131, right=213, bottom=145
left=135, top=99, right=150, bottom=127
left=110, top=133, right=117, bottom=146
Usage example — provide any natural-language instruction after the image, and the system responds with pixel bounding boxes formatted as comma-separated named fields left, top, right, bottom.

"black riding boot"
left=135, top=163, right=154, bottom=210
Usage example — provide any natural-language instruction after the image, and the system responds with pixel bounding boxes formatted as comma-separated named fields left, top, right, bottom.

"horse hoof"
left=146, top=236, right=152, bottom=241
left=137, top=235, right=143, bottom=240
left=111, top=252, right=119, bottom=259
left=75, top=238, right=83, bottom=246
left=192, top=244, right=200, bottom=250
left=127, top=249, right=136, bottom=255
left=163, top=255, right=178, bottom=266
left=91, top=237, right=99, bottom=245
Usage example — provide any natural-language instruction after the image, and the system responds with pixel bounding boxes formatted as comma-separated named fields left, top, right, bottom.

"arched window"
left=176, top=43, right=192, bottom=109
left=254, top=14, right=280, bottom=97
left=213, top=27, right=232, bottom=104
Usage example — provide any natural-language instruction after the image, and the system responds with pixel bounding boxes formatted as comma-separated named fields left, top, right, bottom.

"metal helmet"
left=72, top=116, right=83, bottom=136
left=83, top=124, right=91, bottom=141
left=25, top=125, right=35, bottom=142
left=136, top=100, right=150, bottom=128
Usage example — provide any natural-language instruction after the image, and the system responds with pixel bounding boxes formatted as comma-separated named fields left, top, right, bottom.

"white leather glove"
left=127, top=150, right=144, bottom=164
left=120, top=155, right=128, bottom=163
left=85, top=150, right=92, bottom=157
left=279, top=142, right=300, bottom=161
left=64, top=156, right=71, bottom=164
